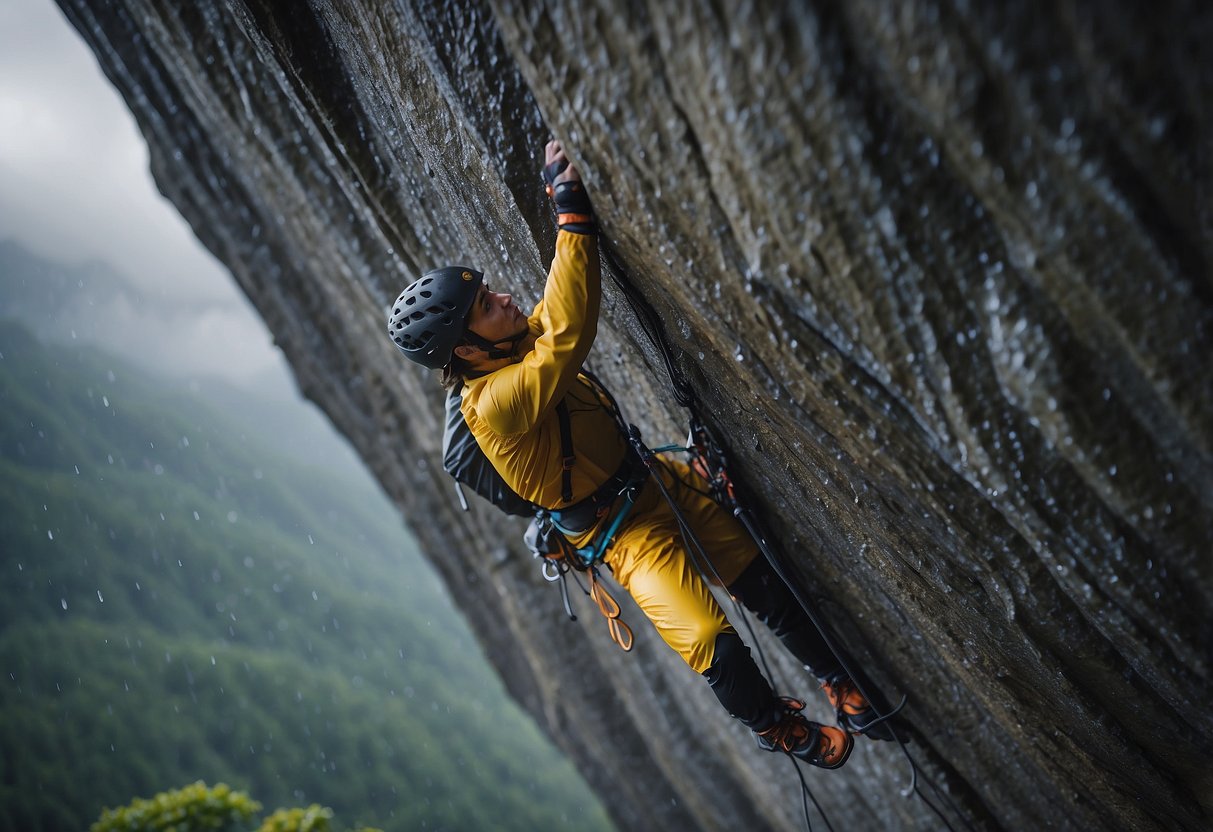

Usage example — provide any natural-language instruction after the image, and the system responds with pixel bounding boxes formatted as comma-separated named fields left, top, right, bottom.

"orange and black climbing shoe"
left=822, top=677, right=895, bottom=741
left=754, top=697, right=853, bottom=769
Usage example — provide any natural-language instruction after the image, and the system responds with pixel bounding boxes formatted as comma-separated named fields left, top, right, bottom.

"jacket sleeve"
left=479, top=230, right=600, bottom=435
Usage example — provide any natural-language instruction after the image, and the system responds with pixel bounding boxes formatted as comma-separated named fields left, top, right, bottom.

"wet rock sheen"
left=58, top=1, right=1211, bottom=829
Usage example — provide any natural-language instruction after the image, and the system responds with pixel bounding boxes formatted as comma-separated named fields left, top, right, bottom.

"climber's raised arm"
left=454, top=139, right=601, bottom=435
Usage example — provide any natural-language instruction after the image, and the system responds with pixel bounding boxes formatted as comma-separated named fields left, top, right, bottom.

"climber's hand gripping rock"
left=543, top=138, right=594, bottom=234
left=543, top=138, right=581, bottom=189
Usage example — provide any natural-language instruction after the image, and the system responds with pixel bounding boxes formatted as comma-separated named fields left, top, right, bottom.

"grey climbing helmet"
left=388, top=266, right=482, bottom=369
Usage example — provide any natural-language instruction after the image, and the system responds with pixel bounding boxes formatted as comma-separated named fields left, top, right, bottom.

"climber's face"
left=456, top=280, right=528, bottom=358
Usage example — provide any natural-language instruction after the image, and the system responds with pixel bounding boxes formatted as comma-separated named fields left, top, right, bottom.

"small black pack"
left=441, top=381, right=540, bottom=517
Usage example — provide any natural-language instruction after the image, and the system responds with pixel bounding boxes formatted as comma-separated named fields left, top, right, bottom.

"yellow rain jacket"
left=461, top=230, right=758, bottom=673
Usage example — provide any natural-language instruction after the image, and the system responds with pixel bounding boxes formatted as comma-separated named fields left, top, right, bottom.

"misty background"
left=0, top=2, right=609, bottom=829
left=0, top=0, right=301, bottom=401
left=2, top=0, right=409, bottom=484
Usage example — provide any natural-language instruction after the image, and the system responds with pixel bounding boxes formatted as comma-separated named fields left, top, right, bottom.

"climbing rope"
left=576, top=371, right=838, bottom=831
left=599, top=243, right=977, bottom=832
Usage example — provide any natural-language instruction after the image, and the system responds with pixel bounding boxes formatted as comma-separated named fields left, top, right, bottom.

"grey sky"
left=0, top=0, right=287, bottom=387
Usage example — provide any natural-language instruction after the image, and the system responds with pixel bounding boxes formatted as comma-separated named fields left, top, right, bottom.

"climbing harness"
left=530, top=466, right=645, bottom=652
left=445, top=362, right=646, bottom=652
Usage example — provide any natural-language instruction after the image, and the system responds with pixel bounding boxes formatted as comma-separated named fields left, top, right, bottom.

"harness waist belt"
left=549, top=447, right=647, bottom=535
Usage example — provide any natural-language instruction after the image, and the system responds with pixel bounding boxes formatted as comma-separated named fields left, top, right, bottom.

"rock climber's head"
left=387, top=266, right=529, bottom=385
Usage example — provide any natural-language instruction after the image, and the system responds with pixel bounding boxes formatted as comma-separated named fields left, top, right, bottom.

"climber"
left=387, top=138, right=888, bottom=768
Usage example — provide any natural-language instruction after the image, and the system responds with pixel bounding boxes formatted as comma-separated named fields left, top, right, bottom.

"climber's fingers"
left=544, top=138, right=580, bottom=186
left=544, top=138, right=566, bottom=166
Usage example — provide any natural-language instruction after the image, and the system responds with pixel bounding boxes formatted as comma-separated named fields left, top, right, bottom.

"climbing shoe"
left=754, top=697, right=853, bottom=769
left=822, top=677, right=895, bottom=741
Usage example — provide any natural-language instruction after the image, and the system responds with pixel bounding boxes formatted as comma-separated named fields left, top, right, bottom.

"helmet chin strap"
left=462, top=327, right=529, bottom=362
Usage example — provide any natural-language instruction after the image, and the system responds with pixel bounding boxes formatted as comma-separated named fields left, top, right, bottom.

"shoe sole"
left=810, top=730, right=854, bottom=770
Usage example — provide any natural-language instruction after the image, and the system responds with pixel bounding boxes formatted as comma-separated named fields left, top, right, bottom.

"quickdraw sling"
left=523, top=370, right=647, bottom=652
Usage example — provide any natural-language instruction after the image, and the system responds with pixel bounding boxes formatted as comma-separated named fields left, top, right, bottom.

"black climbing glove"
left=543, top=159, right=596, bottom=234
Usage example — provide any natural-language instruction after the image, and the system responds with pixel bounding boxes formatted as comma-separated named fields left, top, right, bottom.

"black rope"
left=600, top=243, right=978, bottom=832
left=792, top=757, right=839, bottom=832
left=632, top=435, right=837, bottom=832
left=728, top=555, right=830, bottom=832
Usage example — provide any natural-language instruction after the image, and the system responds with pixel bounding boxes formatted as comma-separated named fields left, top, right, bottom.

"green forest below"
left=0, top=320, right=611, bottom=831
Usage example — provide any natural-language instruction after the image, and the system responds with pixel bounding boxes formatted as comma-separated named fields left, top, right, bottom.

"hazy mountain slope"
left=0, top=321, right=609, bottom=832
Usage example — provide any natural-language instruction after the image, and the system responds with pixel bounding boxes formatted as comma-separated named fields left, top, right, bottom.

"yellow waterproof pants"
left=601, top=458, right=760, bottom=673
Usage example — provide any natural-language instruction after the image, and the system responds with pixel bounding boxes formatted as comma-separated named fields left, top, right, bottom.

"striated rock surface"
left=58, top=1, right=1211, bottom=829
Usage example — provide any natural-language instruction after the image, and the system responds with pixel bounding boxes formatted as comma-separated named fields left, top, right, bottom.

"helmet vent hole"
left=420, top=290, right=432, bottom=298
left=405, top=296, right=416, bottom=306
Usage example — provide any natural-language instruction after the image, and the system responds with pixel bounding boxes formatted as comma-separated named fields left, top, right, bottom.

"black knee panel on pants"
left=702, top=631, right=778, bottom=730
left=728, top=556, right=843, bottom=680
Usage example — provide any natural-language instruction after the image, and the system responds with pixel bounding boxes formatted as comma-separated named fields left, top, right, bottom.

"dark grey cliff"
left=57, top=1, right=1211, bottom=829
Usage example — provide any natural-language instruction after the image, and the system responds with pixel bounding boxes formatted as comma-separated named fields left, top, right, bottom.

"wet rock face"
left=58, top=1, right=1210, bottom=829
